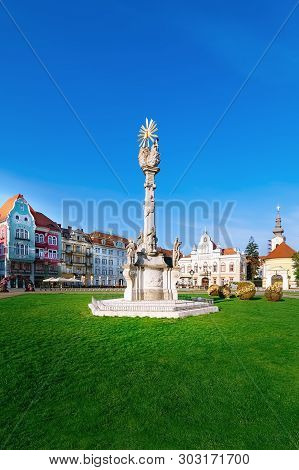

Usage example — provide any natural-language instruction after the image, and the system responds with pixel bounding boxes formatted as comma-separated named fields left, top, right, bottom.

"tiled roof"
left=30, top=210, right=61, bottom=232
left=0, top=194, right=24, bottom=222
left=263, top=242, right=296, bottom=260
left=222, top=248, right=237, bottom=255
left=90, top=231, right=128, bottom=247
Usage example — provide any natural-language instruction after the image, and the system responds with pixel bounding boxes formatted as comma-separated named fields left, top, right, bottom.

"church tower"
left=271, top=206, right=285, bottom=251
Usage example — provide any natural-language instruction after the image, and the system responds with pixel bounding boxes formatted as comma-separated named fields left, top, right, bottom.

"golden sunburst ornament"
left=138, top=118, right=158, bottom=147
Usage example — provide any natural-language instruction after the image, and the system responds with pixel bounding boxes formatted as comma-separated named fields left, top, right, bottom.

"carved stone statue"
left=138, top=139, right=160, bottom=170
left=138, top=147, right=150, bottom=169
left=172, top=237, right=182, bottom=267
left=147, top=226, right=157, bottom=253
left=147, top=139, right=160, bottom=167
left=136, top=230, right=144, bottom=249
left=126, top=239, right=137, bottom=265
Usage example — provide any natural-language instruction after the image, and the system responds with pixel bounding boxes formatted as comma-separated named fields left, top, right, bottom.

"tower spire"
left=273, top=205, right=284, bottom=238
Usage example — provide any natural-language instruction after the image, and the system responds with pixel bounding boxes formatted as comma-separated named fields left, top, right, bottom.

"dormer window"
left=15, top=215, right=19, bottom=220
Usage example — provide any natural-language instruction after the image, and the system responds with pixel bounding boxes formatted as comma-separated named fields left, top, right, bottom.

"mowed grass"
left=0, top=293, right=298, bottom=450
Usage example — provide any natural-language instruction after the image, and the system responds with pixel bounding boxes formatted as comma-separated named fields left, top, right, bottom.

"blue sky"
left=0, top=0, right=298, bottom=254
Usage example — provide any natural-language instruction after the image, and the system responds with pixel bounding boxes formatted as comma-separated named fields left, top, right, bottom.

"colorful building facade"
left=262, top=208, right=297, bottom=290
left=0, top=194, right=36, bottom=287
left=0, top=194, right=62, bottom=287
left=32, top=210, right=62, bottom=287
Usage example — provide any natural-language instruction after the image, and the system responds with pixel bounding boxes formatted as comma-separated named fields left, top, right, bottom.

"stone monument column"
left=123, top=118, right=180, bottom=301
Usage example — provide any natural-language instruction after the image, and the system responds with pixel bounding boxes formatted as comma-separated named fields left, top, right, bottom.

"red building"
left=31, top=209, right=62, bottom=287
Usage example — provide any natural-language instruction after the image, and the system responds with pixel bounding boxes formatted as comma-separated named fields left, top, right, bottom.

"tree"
left=245, top=236, right=260, bottom=281
left=292, top=252, right=299, bottom=286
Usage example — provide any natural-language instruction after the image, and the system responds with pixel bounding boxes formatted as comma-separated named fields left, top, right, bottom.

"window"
left=16, top=215, right=19, bottom=220
left=48, top=235, right=57, bottom=246
left=109, top=259, right=113, bottom=265
left=102, top=269, right=107, bottom=275
left=108, top=249, right=113, bottom=255
left=194, top=263, right=198, bottom=273
left=48, top=250, right=57, bottom=259
left=229, top=263, right=234, bottom=272
left=221, top=263, right=225, bottom=272
left=181, top=266, right=185, bottom=273
left=213, top=263, right=217, bottom=272
left=20, top=244, right=24, bottom=255
left=36, top=233, right=44, bottom=243
left=203, top=262, right=208, bottom=273
left=101, top=239, right=106, bottom=245
left=36, top=248, right=44, bottom=258
left=102, top=259, right=107, bottom=265
left=24, top=217, right=28, bottom=222
left=109, top=269, right=113, bottom=275
left=102, top=249, right=107, bottom=254
left=16, top=229, right=29, bottom=239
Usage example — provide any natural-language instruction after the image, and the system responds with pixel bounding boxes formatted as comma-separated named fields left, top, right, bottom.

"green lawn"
left=0, top=293, right=298, bottom=450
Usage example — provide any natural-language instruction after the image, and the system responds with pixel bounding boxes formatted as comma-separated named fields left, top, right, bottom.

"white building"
left=179, top=231, right=246, bottom=288
left=262, top=208, right=297, bottom=290
left=90, top=232, right=128, bottom=287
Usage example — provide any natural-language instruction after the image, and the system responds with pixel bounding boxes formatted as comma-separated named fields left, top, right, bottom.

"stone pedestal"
left=89, top=298, right=218, bottom=319
left=123, top=251, right=178, bottom=301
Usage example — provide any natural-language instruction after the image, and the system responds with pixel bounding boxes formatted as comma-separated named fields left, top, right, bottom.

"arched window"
left=229, top=262, right=234, bottom=272
left=35, top=233, right=39, bottom=242
left=194, top=263, right=198, bottom=273
left=181, top=266, right=185, bottom=273
left=52, top=236, right=57, bottom=245
left=48, top=236, right=53, bottom=245
left=203, top=262, right=208, bottom=273
left=39, top=234, right=44, bottom=243
left=221, top=263, right=226, bottom=272
left=213, top=262, right=217, bottom=272
left=16, top=229, right=20, bottom=238
left=24, top=245, right=29, bottom=255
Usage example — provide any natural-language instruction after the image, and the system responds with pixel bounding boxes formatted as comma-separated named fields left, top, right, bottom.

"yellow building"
left=262, top=208, right=297, bottom=290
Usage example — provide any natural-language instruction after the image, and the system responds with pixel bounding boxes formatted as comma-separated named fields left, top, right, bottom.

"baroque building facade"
left=32, top=210, right=61, bottom=287
left=178, top=231, right=246, bottom=288
left=0, top=194, right=61, bottom=287
left=261, top=208, right=297, bottom=290
left=90, top=231, right=128, bottom=286
left=60, top=227, right=93, bottom=285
